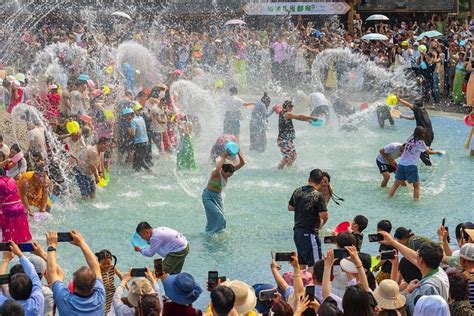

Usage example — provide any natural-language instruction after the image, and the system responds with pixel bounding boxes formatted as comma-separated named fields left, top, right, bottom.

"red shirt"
left=162, top=301, right=202, bottom=316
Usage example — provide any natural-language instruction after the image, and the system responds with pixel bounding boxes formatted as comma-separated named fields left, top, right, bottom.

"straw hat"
left=373, top=279, right=406, bottom=310
left=222, top=280, right=256, bottom=314
left=127, top=278, right=155, bottom=307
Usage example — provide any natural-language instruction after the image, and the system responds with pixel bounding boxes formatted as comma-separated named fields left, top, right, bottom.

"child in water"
left=388, top=126, right=442, bottom=199
left=95, top=249, right=123, bottom=314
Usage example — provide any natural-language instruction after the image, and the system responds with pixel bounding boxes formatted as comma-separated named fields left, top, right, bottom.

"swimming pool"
left=29, top=111, right=473, bottom=309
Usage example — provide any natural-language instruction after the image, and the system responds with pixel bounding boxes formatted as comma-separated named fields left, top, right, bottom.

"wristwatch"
left=47, top=246, right=56, bottom=252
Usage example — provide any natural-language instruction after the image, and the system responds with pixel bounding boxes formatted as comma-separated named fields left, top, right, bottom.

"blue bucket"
left=224, top=142, right=239, bottom=156
left=130, top=232, right=149, bottom=249
left=310, top=117, right=326, bottom=127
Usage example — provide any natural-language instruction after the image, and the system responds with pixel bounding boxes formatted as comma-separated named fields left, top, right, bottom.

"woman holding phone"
left=0, top=167, right=32, bottom=243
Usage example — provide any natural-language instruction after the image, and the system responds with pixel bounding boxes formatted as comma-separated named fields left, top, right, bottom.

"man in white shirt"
left=222, top=87, right=254, bottom=142
left=134, top=222, right=189, bottom=275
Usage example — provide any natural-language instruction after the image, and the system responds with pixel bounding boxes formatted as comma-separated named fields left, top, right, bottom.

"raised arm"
left=322, top=248, right=335, bottom=300
left=270, top=260, right=289, bottom=293
left=18, top=179, right=33, bottom=216
left=397, top=97, right=414, bottom=110
left=215, top=152, right=228, bottom=173
left=46, top=231, right=62, bottom=284
left=70, top=230, right=101, bottom=279
left=290, top=252, right=305, bottom=298
left=346, top=246, right=370, bottom=292
left=379, top=231, right=419, bottom=268
left=286, top=112, right=317, bottom=122
left=234, top=151, right=245, bottom=171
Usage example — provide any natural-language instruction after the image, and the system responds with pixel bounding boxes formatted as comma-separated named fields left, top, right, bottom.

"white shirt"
left=223, top=95, right=244, bottom=113
left=376, top=142, right=403, bottom=164
left=140, top=227, right=188, bottom=258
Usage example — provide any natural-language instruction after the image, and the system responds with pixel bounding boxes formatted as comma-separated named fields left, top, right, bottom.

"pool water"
left=29, top=111, right=473, bottom=309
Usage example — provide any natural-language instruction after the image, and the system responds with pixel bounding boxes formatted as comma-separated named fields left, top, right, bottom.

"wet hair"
left=309, top=168, right=323, bottom=184
left=229, top=87, right=238, bottom=94
left=138, top=294, right=161, bottom=316
left=323, top=171, right=344, bottom=205
left=95, top=249, right=117, bottom=268
left=342, top=284, right=373, bottom=316
left=394, top=227, right=414, bottom=240
left=418, top=241, right=443, bottom=269
left=97, top=137, right=110, bottom=145
left=261, top=92, right=270, bottom=104
left=336, top=232, right=356, bottom=248
left=353, top=215, right=368, bottom=232
left=10, top=144, right=21, bottom=154
left=136, top=221, right=152, bottom=234
left=377, top=220, right=392, bottom=233
left=448, top=271, right=469, bottom=301
left=73, top=266, right=96, bottom=295
left=0, top=299, right=25, bottom=316
left=9, top=273, right=33, bottom=300
left=399, top=257, right=422, bottom=283
left=222, top=164, right=235, bottom=174
left=412, top=126, right=427, bottom=142
left=282, top=100, right=293, bottom=109
left=211, top=286, right=235, bottom=316
left=359, top=253, right=376, bottom=290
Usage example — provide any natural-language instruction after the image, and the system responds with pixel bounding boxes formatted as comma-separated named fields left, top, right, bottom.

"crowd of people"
left=0, top=8, right=473, bottom=316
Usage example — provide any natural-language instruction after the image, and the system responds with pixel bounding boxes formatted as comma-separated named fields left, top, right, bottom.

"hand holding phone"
left=323, top=236, right=336, bottom=244
left=380, top=250, right=396, bottom=260
left=305, top=285, right=315, bottom=301
left=368, top=233, right=383, bottom=242
left=0, top=274, right=10, bottom=285
left=208, top=271, right=219, bottom=291
left=273, top=252, right=292, bottom=262
left=441, top=218, right=451, bottom=243
left=57, top=232, right=73, bottom=242
left=259, top=288, right=277, bottom=301
left=0, top=243, right=11, bottom=252
left=130, top=268, right=146, bottom=277
left=333, top=248, right=349, bottom=259
left=18, top=243, right=34, bottom=252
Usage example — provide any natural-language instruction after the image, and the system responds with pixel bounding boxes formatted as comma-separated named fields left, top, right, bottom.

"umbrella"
left=361, top=33, right=388, bottom=41
left=417, top=30, right=443, bottom=40
left=366, top=14, right=389, bottom=22
left=224, top=19, right=246, bottom=26
left=111, top=11, right=132, bottom=21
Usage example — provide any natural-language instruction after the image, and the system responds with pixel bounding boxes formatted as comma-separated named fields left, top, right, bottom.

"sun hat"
left=460, top=243, right=474, bottom=261
left=373, top=279, right=406, bottom=310
left=156, top=83, right=168, bottom=90
left=222, top=280, right=256, bottom=314
left=464, top=229, right=474, bottom=242
left=122, top=107, right=134, bottom=116
left=28, top=255, right=47, bottom=277
left=15, top=73, right=25, bottom=83
left=252, top=283, right=273, bottom=313
left=128, top=278, right=155, bottom=307
left=340, top=258, right=358, bottom=274
left=162, top=272, right=202, bottom=305
left=413, top=295, right=450, bottom=316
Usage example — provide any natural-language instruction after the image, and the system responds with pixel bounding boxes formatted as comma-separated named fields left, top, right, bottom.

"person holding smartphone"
left=288, top=169, right=329, bottom=272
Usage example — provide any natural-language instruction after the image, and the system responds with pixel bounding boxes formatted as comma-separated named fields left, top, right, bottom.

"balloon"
left=224, top=142, right=240, bottom=156
left=214, top=79, right=224, bottom=89
left=66, top=121, right=81, bottom=134
left=386, top=94, right=398, bottom=106
left=465, top=114, right=474, bottom=127
left=102, top=85, right=111, bottom=95
left=104, top=66, right=114, bottom=75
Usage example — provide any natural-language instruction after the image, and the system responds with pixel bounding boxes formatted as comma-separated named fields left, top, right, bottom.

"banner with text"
left=247, top=2, right=350, bottom=15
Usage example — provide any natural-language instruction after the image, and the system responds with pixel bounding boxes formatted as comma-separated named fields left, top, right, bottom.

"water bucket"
left=335, top=221, right=350, bottom=234
left=310, top=117, right=326, bottom=127
left=465, top=114, right=474, bottom=127
left=390, top=109, right=401, bottom=118
left=131, top=232, right=149, bottom=249
left=224, top=142, right=239, bottom=156
left=11, top=152, right=24, bottom=163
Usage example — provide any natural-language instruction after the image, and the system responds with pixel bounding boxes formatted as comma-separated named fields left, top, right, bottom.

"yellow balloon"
left=66, top=121, right=80, bottom=134
left=102, top=85, right=111, bottom=95
left=386, top=94, right=398, bottom=106
left=214, top=79, right=224, bottom=89
left=105, top=66, right=114, bottom=75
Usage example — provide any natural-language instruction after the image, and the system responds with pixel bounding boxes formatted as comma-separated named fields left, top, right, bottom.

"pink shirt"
left=272, top=41, right=288, bottom=63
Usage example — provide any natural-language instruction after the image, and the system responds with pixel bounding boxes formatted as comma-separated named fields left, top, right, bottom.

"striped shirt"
left=467, top=271, right=474, bottom=308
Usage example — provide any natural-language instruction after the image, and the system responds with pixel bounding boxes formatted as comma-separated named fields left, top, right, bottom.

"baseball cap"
left=460, top=243, right=474, bottom=261
left=28, top=255, right=47, bottom=277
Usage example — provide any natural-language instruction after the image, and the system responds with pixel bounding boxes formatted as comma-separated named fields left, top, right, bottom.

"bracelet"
left=356, top=265, right=363, bottom=269
left=293, top=274, right=301, bottom=278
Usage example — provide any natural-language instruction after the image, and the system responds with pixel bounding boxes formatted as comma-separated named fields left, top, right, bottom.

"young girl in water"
left=95, top=249, right=123, bottom=315
left=388, top=126, right=442, bottom=199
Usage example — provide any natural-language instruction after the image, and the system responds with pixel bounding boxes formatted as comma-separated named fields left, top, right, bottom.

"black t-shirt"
left=412, top=105, right=434, bottom=142
left=289, top=185, right=327, bottom=232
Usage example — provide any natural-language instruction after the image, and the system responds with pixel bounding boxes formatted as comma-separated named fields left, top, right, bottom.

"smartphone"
left=57, top=232, right=73, bottom=242
left=333, top=248, right=349, bottom=259
left=380, top=250, right=396, bottom=260
left=154, top=259, right=163, bottom=275
left=305, top=285, right=315, bottom=301
left=218, top=276, right=227, bottom=282
left=323, top=236, right=336, bottom=244
left=442, top=218, right=451, bottom=243
left=368, top=233, right=383, bottom=242
left=274, top=252, right=292, bottom=262
left=0, top=242, right=11, bottom=251
left=208, top=271, right=219, bottom=291
left=259, top=288, right=277, bottom=301
left=130, top=268, right=146, bottom=277
left=18, top=243, right=34, bottom=252
left=441, top=218, right=446, bottom=227
left=0, top=274, right=9, bottom=285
